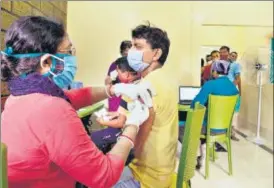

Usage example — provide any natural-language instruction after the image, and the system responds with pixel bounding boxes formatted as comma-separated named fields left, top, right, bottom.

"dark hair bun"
left=1, top=16, right=65, bottom=81
left=1, top=55, right=13, bottom=81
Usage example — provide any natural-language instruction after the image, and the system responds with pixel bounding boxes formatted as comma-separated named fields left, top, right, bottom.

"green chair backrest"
left=207, top=94, right=238, bottom=133
left=1, top=143, right=8, bottom=188
left=177, top=103, right=206, bottom=188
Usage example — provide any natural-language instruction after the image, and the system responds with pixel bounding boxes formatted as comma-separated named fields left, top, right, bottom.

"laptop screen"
left=179, top=87, right=201, bottom=101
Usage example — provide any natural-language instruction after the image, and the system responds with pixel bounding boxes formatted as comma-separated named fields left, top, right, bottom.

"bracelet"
left=105, top=85, right=112, bottom=98
left=117, top=135, right=135, bottom=149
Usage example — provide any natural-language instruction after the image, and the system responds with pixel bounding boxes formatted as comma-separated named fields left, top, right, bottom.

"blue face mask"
left=43, top=54, right=77, bottom=89
left=1, top=48, right=77, bottom=89
left=127, top=49, right=149, bottom=72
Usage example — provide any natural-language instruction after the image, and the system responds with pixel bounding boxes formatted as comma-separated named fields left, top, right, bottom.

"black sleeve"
left=119, top=98, right=128, bottom=110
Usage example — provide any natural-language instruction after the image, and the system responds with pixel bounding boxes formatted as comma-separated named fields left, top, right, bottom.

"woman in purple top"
left=105, top=40, right=132, bottom=112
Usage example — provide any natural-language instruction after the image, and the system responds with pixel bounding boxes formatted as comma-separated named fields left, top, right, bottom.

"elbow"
left=86, top=154, right=124, bottom=188
left=100, top=155, right=124, bottom=188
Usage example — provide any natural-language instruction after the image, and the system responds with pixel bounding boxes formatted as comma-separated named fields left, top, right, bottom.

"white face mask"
left=127, top=49, right=149, bottom=72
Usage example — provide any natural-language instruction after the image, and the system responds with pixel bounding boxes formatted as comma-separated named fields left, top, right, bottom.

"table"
left=178, top=104, right=191, bottom=126
left=178, top=104, right=191, bottom=112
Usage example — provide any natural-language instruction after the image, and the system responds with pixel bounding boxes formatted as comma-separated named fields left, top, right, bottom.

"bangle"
left=105, top=85, right=112, bottom=98
left=117, top=135, right=134, bottom=149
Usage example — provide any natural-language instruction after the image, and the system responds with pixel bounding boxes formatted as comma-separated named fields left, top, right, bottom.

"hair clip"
left=3, top=46, right=13, bottom=55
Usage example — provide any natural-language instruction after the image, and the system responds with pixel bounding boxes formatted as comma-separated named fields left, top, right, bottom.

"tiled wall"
left=0, top=0, right=67, bottom=96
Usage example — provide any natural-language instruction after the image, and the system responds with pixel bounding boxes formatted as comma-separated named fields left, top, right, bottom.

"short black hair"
left=201, top=58, right=205, bottom=67
left=115, top=56, right=138, bottom=75
left=132, top=22, right=170, bottom=65
left=120, top=40, right=132, bottom=55
left=231, top=51, right=238, bottom=55
left=206, top=54, right=211, bottom=59
left=210, top=50, right=219, bottom=56
left=219, top=46, right=230, bottom=52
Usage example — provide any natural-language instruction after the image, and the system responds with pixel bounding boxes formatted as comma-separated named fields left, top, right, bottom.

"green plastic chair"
left=77, top=102, right=104, bottom=119
left=201, top=94, right=238, bottom=179
left=1, top=143, right=8, bottom=188
left=172, top=103, right=206, bottom=188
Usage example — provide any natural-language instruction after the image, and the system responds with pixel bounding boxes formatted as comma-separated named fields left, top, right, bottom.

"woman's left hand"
left=109, top=81, right=155, bottom=108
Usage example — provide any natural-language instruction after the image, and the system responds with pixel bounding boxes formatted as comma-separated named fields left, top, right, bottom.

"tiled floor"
left=191, top=136, right=273, bottom=188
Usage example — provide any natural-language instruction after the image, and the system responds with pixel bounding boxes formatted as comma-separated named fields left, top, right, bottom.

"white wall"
left=67, top=1, right=273, bottom=147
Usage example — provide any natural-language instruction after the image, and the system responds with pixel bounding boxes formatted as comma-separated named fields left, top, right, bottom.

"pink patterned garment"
left=1, top=88, right=124, bottom=188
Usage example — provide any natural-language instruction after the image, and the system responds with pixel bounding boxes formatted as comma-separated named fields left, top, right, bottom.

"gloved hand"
left=111, top=81, right=155, bottom=108
left=125, top=100, right=149, bottom=128
left=137, top=81, right=156, bottom=108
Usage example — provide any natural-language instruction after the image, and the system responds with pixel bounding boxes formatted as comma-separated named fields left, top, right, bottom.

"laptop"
left=179, top=86, right=201, bottom=105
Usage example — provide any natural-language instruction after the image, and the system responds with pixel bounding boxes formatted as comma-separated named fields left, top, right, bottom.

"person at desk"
left=179, top=61, right=239, bottom=169
left=1, top=16, right=153, bottom=188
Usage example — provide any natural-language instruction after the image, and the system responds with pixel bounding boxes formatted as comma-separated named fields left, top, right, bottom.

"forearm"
left=91, top=86, right=109, bottom=104
left=109, top=125, right=138, bottom=162
left=238, top=81, right=242, bottom=95
left=235, top=75, right=242, bottom=95
left=105, top=76, right=112, bottom=85
left=48, top=112, right=124, bottom=188
left=65, top=86, right=110, bottom=110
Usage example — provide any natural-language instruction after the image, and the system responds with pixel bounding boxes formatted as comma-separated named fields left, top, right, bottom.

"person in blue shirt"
left=228, top=51, right=242, bottom=141
left=228, top=51, right=241, bottom=112
left=212, top=47, right=241, bottom=141
left=191, top=61, right=239, bottom=130
left=178, top=61, right=238, bottom=170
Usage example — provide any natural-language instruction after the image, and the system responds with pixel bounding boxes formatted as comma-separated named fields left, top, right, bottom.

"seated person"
left=101, top=24, right=177, bottom=188
left=178, top=61, right=239, bottom=169
left=90, top=57, right=141, bottom=163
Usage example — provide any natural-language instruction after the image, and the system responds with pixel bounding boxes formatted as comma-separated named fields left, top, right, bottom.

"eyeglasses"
left=58, top=46, right=76, bottom=55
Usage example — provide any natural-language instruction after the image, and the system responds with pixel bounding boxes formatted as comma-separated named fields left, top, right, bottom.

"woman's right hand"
left=125, top=100, right=149, bottom=129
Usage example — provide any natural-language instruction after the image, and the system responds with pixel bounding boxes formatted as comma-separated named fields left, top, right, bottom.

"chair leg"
left=212, top=143, right=216, bottom=162
left=188, top=180, right=191, bottom=188
left=205, top=141, right=210, bottom=179
left=183, top=180, right=191, bottom=188
left=227, top=138, right=233, bottom=176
